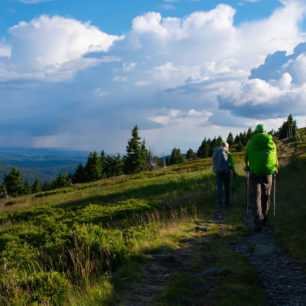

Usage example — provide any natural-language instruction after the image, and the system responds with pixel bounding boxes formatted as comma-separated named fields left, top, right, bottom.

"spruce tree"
left=85, top=151, right=102, bottom=181
left=278, top=114, right=298, bottom=139
left=170, top=148, right=183, bottom=164
left=73, top=163, right=86, bottom=183
left=186, top=148, right=196, bottom=160
left=246, top=127, right=253, bottom=142
left=31, top=177, right=42, bottom=193
left=197, top=138, right=209, bottom=158
left=3, top=167, right=23, bottom=197
left=124, top=125, right=147, bottom=174
left=52, top=174, right=69, bottom=189
left=226, top=133, right=234, bottom=146
left=209, top=137, right=222, bottom=157
left=23, top=179, right=31, bottom=195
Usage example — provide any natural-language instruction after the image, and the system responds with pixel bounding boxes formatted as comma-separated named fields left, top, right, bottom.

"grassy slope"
left=0, top=136, right=305, bottom=305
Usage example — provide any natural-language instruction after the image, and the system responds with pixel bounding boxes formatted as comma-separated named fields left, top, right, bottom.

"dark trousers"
left=250, top=173, right=272, bottom=228
left=216, top=171, right=231, bottom=207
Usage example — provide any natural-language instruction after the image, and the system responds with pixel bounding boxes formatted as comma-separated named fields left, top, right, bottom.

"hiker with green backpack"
left=245, top=124, right=278, bottom=231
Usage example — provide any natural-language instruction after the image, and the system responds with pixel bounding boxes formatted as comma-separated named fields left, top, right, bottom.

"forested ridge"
left=0, top=114, right=299, bottom=199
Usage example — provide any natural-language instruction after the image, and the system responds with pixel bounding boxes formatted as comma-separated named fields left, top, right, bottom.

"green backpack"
left=248, top=133, right=278, bottom=176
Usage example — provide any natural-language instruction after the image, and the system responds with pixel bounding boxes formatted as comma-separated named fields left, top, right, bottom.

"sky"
left=0, top=0, right=306, bottom=155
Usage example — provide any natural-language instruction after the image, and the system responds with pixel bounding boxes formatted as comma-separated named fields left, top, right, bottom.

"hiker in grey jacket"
left=213, top=142, right=236, bottom=208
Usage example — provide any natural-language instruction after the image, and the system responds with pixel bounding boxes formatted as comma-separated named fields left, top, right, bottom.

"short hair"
left=222, top=141, right=229, bottom=150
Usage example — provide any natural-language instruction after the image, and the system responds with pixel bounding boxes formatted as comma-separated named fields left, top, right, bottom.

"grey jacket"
left=212, top=147, right=230, bottom=173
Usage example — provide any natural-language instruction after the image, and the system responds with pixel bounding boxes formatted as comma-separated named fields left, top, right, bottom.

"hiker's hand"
left=275, top=168, right=278, bottom=174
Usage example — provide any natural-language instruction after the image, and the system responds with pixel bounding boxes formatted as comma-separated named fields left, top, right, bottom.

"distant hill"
left=0, top=162, right=55, bottom=184
left=0, top=148, right=89, bottom=184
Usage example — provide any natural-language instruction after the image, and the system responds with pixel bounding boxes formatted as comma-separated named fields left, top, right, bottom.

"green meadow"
left=0, top=135, right=305, bottom=305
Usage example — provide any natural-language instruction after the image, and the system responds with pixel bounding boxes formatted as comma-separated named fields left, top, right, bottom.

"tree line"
left=0, top=114, right=299, bottom=198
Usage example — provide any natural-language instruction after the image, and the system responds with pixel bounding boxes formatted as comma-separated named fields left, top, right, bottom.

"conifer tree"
left=23, top=179, right=31, bottom=195
left=85, top=151, right=102, bottom=181
left=278, top=114, right=298, bottom=139
left=170, top=147, right=183, bottom=164
left=197, top=138, right=209, bottom=158
left=209, top=137, right=222, bottom=156
left=186, top=148, right=196, bottom=160
left=226, top=132, right=234, bottom=146
left=124, top=125, right=147, bottom=174
left=73, top=163, right=86, bottom=183
left=31, top=177, right=42, bottom=193
left=246, top=127, right=253, bottom=142
left=52, top=174, right=69, bottom=189
left=3, top=167, right=23, bottom=197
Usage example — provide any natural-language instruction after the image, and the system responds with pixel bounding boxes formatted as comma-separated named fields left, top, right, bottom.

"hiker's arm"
left=228, top=152, right=236, bottom=175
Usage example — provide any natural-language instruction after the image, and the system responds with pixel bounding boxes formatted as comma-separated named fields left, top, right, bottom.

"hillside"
left=0, top=148, right=88, bottom=183
left=0, top=162, right=55, bottom=184
left=0, top=135, right=305, bottom=305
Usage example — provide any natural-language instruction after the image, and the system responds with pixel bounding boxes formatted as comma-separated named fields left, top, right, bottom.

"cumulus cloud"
left=0, top=15, right=124, bottom=82
left=1, top=1, right=306, bottom=153
left=149, top=108, right=211, bottom=127
left=217, top=39, right=306, bottom=119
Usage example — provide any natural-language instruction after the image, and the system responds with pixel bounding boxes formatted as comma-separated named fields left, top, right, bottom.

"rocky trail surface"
left=231, top=212, right=306, bottom=306
left=117, top=210, right=306, bottom=305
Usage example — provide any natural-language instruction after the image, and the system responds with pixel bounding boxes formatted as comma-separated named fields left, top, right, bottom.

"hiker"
left=212, top=141, right=236, bottom=208
left=245, top=124, right=278, bottom=231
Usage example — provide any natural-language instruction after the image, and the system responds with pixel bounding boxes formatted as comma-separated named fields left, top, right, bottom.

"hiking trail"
left=231, top=211, right=306, bottom=306
left=116, top=209, right=306, bottom=305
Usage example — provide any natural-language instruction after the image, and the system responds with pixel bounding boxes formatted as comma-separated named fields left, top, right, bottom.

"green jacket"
left=245, top=133, right=278, bottom=176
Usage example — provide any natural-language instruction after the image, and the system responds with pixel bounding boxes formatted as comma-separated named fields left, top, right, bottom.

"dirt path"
left=231, top=212, right=306, bottom=306
left=117, top=213, right=224, bottom=305
left=117, top=210, right=306, bottom=305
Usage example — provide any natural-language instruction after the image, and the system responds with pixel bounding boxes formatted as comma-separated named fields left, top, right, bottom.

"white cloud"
left=94, top=88, right=110, bottom=97
left=161, top=4, right=176, bottom=10
left=0, top=15, right=124, bottom=81
left=113, top=75, right=127, bottom=82
left=122, top=62, right=136, bottom=71
left=135, top=80, right=150, bottom=87
left=149, top=108, right=211, bottom=127
left=291, top=53, right=306, bottom=84
left=2, top=2, right=306, bottom=153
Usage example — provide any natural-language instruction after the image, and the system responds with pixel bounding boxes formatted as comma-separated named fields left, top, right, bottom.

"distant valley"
left=0, top=148, right=89, bottom=184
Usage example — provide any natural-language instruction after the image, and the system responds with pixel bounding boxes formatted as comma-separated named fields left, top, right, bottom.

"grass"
left=270, top=153, right=306, bottom=261
left=0, top=138, right=305, bottom=304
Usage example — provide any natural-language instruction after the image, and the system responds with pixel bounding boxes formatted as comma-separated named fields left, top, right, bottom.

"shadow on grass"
left=54, top=174, right=216, bottom=212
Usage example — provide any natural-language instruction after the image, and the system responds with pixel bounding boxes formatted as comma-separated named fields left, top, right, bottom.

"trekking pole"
left=245, top=166, right=249, bottom=214
left=273, top=172, right=276, bottom=216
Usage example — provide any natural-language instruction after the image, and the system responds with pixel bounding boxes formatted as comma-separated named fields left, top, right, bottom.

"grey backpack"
left=212, top=147, right=229, bottom=173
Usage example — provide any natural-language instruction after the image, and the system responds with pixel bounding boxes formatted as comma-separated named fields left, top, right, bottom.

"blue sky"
left=0, top=0, right=306, bottom=154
